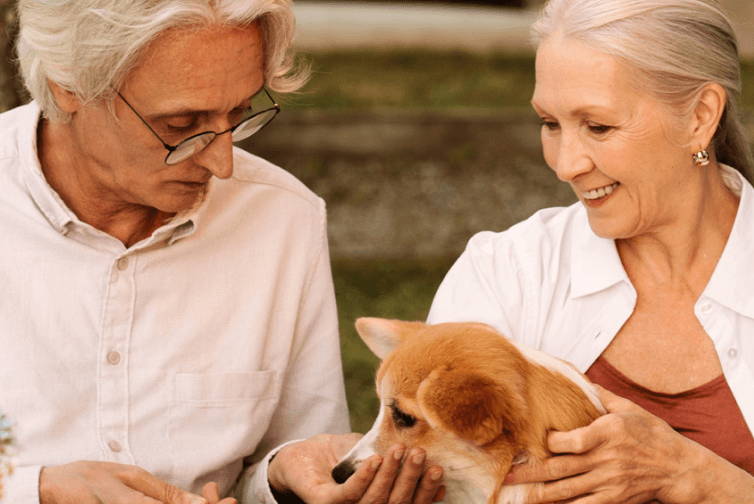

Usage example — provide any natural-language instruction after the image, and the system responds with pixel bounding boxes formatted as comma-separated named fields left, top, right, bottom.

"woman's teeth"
left=582, top=182, right=619, bottom=200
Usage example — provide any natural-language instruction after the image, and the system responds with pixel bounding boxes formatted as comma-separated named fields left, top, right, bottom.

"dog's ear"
left=417, top=367, right=527, bottom=446
left=355, top=318, right=426, bottom=360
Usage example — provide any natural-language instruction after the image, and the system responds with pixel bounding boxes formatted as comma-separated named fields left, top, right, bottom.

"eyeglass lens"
left=165, top=108, right=278, bottom=165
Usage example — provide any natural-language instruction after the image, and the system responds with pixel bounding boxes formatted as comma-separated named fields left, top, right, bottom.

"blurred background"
left=2, top=0, right=754, bottom=433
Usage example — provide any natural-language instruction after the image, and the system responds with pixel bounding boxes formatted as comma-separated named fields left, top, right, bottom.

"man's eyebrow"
left=147, top=85, right=266, bottom=121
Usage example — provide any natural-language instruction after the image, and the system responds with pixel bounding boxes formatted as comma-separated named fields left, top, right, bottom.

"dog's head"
left=332, top=318, right=535, bottom=491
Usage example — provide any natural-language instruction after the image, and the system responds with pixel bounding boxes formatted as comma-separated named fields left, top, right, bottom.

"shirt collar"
left=18, top=101, right=205, bottom=247
left=569, top=206, right=630, bottom=299
left=704, top=165, right=754, bottom=318
left=568, top=164, right=754, bottom=319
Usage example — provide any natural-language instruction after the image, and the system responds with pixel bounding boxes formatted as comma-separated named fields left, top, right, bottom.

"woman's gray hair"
left=16, top=0, right=307, bottom=123
left=532, top=0, right=754, bottom=183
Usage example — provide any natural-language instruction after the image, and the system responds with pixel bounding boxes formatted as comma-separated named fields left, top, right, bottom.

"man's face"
left=66, top=23, right=266, bottom=214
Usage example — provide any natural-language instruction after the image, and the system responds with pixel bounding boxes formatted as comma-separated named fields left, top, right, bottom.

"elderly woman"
left=428, top=0, right=754, bottom=501
left=1, top=1, right=443, bottom=504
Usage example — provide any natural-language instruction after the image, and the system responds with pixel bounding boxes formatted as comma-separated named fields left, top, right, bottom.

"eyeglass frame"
left=114, top=86, right=280, bottom=165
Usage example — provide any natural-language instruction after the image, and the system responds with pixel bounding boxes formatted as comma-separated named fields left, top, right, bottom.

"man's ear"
left=689, top=82, right=727, bottom=152
left=47, top=79, right=80, bottom=115
left=354, top=318, right=426, bottom=360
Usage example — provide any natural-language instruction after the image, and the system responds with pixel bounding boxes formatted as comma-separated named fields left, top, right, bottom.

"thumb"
left=159, top=481, right=208, bottom=504
left=201, top=482, right=221, bottom=503
left=594, top=385, right=640, bottom=413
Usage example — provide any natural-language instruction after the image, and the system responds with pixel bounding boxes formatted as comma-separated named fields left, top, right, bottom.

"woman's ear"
left=47, top=79, right=80, bottom=115
left=689, top=83, right=727, bottom=151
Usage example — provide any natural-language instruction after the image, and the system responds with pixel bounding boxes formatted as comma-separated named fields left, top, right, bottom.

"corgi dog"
left=332, top=318, right=605, bottom=504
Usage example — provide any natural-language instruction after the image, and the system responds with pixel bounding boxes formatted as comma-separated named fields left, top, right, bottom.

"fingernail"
left=412, top=452, right=426, bottom=465
left=430, top=470, right=443, bottom=481
left=371, top=457, right=383, bottom=470
left=394, top=449, right=405, bottom=461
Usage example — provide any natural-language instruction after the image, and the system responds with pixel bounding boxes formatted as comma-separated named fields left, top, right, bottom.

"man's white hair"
left=16, top=0, right=307, bottom=123
left=532, top=0, right=753, bottom=182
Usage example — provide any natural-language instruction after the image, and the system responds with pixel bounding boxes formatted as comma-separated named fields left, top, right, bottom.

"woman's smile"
left=581, top=182, right=620, bottom=201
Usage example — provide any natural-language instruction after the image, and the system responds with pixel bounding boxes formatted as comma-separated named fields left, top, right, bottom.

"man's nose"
left=195, top=130, right=234, bottom=179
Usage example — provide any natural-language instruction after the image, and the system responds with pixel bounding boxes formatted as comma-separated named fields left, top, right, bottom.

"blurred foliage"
left=282, top=49, right=538, bottom=111
left=0, top=0, right=26, bottom=113
left=332, top=258, right=455, bottom=433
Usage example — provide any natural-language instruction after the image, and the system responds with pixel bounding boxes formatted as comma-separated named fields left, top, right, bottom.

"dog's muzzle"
left=331, top=461, right=356, bottom=484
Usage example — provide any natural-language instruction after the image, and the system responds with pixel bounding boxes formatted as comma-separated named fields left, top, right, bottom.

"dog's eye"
left=391, top=404, right=416, bottom=429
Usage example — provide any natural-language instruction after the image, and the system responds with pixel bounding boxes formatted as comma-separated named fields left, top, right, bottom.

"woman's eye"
left=588, top=124, right=612, bottom=134
left=391, top=404, right=416, bottom=429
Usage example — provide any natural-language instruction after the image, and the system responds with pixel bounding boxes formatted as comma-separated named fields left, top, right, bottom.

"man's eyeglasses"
left=115, top=87, right=280, bottom=165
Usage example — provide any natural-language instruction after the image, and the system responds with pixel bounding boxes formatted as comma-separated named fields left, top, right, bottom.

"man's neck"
left=37, top=118, right=175, bottom=247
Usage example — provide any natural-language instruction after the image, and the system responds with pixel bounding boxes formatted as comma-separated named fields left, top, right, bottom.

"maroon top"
left=586, top=355, right=754, bottom=475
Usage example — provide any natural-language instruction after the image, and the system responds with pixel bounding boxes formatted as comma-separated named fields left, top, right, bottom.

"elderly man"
left=0, top=1, right=443, bottom=504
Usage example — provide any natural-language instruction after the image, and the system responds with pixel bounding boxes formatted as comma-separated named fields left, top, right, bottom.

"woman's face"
left=531, top=37, right=697, bottom=240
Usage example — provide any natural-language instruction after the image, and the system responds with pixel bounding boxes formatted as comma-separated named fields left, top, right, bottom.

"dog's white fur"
left=333, top=318, right=605, bottom=504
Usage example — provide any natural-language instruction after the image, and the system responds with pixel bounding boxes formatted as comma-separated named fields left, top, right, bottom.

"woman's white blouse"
left=427, top=164, right=754, bottom=435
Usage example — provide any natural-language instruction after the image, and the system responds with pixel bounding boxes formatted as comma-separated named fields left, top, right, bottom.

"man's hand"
left=39, top=461, right=237, bottom=504
left=268, top=433, right=445, bottom=504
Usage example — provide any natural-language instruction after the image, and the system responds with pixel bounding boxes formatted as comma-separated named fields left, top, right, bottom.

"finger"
left=432, top=485, right=446, bottom=503
left=547, top=420, right=612, bottom=455
left=412, top=466, right=444, bottom=504
left=595, top=386, right=640, bottom=414
left=357, top=444, right=404, bottom=500
left=387, top=448, right=426, bottom=501
left=528, top=471, right=602, bottom=504
left=134, top=477, right=207, bottom=504
left=504, top=454, right=590, bottom=485
left=116, top=466, right=207, bottom=504
left=332, top=454, right=383, bottom=502
left=201, top=482, right=220, bottom=503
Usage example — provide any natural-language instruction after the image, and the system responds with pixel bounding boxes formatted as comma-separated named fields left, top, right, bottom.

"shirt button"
left=700, top=303, right=712, bottom=314
left=729, top=348, right=738, bottom=359
left=107, top=351, right=121, bottom=365
left=116, top=257, right=129, bottom=271
left=108, top=440, right=122, bottom=452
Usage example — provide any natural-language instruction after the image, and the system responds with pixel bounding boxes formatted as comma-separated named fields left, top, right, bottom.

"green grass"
left=280, top=49, right=754, bottom=113
left=332, top=257, right=456, bottom=433
left=281, top=49, right=537, bottom=111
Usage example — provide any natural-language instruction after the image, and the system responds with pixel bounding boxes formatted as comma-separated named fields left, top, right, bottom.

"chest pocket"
left=168, top=371, right=279, bottom=493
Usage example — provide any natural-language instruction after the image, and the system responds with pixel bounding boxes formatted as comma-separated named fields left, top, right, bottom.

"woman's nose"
left=553, top=132, right=593, bottom=182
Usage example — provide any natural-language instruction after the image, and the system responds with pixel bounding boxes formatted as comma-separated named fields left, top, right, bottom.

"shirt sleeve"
left=236, top=207, right=350, bottom=504
left=427, top=230, right=529, bottom=343
left=3, top=465, right=42, bottom=504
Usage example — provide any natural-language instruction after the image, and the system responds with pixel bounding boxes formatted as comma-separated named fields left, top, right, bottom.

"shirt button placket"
left=99, top=255, right=136, bottom=463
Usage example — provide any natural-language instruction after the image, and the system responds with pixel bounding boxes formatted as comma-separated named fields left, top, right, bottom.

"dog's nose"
left=331, top=462, right=355, bottom=484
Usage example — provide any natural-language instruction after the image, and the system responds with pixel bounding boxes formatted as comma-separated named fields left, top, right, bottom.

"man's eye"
left=391, top=404, right=416, bottom=429
left=166, top=122, right=197, bottom=134
left=540, top=119, right=560, bottom=131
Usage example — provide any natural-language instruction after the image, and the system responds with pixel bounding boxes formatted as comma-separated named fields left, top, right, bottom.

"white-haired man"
left=0, top=1, right=444, bottom=503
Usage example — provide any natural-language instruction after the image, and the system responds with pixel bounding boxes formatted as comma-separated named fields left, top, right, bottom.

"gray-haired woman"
left=428, top=0, right=754, bottom=501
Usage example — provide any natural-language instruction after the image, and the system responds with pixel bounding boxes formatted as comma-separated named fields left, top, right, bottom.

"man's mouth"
left=582, top=182, right=619, bottom=200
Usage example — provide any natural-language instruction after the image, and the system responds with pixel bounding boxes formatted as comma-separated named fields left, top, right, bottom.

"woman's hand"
left=267, top=433, right=444, bottom=504
left=39, top=461, right=236, bottom=504
left=504, top=387, right=754, bottom=503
